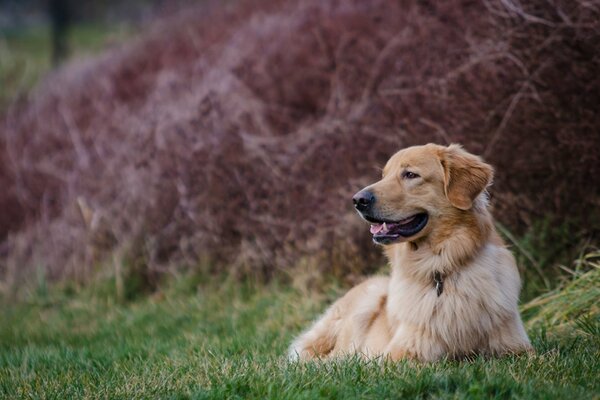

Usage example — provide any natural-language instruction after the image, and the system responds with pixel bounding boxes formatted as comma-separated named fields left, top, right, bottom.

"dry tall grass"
left=1, top=0, right=599, bottom=288
left=523, top=250, right=599, bottom=335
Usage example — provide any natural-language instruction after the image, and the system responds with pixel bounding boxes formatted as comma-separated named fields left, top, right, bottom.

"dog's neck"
left=386, top=199, right=495, bottom=286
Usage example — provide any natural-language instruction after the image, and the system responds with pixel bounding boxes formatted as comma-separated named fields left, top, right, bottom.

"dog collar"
left=434, top=271, right=444, bottom=296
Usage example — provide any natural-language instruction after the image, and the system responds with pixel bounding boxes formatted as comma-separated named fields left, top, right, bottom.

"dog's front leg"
left=384, top=324, right=444, bottom=362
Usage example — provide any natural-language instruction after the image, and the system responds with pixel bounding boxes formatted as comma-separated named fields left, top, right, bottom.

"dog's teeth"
left=383, top=222, right=387, bottom=232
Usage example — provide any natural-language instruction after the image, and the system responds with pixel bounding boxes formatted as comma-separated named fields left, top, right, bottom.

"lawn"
left=1, top=272, right=598, bottom=399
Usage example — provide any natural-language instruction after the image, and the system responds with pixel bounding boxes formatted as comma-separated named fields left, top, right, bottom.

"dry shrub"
left=1, top=0, right=599, bottom=287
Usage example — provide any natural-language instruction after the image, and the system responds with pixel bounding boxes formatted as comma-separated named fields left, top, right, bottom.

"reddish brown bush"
left=1, top=0, right=599, bottom=287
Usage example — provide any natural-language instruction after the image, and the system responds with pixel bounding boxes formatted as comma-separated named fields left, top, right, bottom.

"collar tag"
left=434, top=271, right=444, bottom=297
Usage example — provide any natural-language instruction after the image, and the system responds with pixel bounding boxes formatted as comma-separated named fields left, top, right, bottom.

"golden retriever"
left=289, top=143, right=532, bottom=361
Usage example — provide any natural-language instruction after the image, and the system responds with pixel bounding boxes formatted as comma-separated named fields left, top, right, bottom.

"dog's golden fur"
left=289, top=143, right=532, bottom=361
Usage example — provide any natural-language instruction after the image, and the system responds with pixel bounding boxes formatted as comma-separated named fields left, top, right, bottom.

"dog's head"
left=353, top=143, right=493, bottom=245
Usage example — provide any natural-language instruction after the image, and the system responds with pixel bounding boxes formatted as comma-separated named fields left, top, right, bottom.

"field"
left=1, top=266, right=599, bottom=399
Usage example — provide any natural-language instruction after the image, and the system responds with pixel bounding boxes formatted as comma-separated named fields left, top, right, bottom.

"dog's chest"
left=387, top=263, right=515, bottom=345
left=386, top=277, right=449, bottom=329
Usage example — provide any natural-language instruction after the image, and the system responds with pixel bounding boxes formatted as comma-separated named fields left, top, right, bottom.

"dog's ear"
left=440, top=144, right=494, bottom=210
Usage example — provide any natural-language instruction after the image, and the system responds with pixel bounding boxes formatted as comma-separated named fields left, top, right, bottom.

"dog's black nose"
left=353, top=190, right=375, bottom=212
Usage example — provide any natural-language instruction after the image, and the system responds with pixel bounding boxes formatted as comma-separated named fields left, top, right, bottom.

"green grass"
left=0, top=271, right=598, bottom=400
left=0, top=23, right=134, bottom=109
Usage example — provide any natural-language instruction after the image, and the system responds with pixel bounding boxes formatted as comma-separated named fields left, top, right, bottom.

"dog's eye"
left=402, top=171, right=420, bottom=179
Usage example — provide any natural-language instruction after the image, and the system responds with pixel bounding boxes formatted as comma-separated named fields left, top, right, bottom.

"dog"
left=289, top=143, right=532, bottom=361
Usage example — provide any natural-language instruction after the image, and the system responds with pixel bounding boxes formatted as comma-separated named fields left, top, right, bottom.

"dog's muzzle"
left=353, top=190, right=429, bottom=245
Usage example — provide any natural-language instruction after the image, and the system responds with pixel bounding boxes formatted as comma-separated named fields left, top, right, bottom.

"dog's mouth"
left=367, top=213, right=429, bottom=245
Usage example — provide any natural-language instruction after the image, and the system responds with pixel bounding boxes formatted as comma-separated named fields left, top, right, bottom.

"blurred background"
left=0, top=0, right=599, bottom=300
left=0, top=0, right=199, bottom=108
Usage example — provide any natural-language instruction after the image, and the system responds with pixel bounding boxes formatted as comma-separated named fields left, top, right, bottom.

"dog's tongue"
left=370, top=222, right=388, bottom=234
left=370, top=216, right=417, bottom=235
